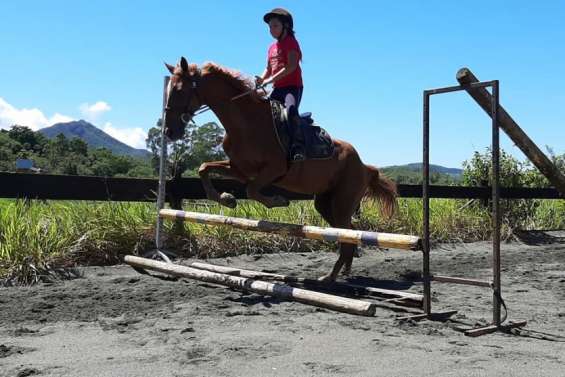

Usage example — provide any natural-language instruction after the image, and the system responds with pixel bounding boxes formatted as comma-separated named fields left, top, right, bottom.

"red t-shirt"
left=268, top=35, right=303, bottom=88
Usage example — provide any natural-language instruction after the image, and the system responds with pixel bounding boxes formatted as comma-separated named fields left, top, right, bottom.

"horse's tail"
left=365, top=164, right=398, bottom=218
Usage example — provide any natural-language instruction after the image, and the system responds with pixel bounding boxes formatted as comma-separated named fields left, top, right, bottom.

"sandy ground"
left=1, top=232, right=565, bottom=377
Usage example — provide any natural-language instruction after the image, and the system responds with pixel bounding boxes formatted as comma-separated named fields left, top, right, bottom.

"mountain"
left=39, top=120, right=150, bottom=158
left=383, top=163, right=462, bottom=177
left=381, top=163, right=463, bottom=184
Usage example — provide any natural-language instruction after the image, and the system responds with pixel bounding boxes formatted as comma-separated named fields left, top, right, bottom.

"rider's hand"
left=255, top=76, right=264, bottom=87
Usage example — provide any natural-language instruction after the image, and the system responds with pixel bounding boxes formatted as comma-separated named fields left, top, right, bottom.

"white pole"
left=154, top=76, right=170, bottom=255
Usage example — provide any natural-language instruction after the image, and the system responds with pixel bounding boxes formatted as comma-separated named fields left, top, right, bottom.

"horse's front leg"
left=245, top=165, right=290, bottom=208
left=198, top=160, right=246, bottom=208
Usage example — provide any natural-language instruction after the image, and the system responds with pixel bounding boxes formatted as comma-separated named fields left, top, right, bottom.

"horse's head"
left=163, top=57, right=202, bottom=141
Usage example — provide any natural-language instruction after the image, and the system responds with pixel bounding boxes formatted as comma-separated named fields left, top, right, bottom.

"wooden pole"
left=159, top=209, right=423, bottom=251
left=190, top=261, right=423, bottom=306
left=124, top=256, right=376, bottom=316
left=456, top=67, right=565, bottom=197
left=431, top=275, right=491, bottom=287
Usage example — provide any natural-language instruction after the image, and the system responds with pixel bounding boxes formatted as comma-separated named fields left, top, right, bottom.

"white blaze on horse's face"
left=165, top=75, right=183, bottom=114
left=167, top=75, right=184, bottom=99
left=166, top=78, right=173, bottom=104
left=164, top=74, right=187, bottom=140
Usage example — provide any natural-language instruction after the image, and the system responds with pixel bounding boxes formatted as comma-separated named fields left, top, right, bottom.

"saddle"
left=270, top=100, right=335, bottom=162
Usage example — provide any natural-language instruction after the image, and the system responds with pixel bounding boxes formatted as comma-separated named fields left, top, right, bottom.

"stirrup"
left=291, top=146, right=306, bottom=161
left=292, top=153, right=305, bottom=162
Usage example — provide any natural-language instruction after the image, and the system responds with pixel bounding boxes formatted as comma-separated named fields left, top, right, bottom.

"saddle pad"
left=270, top=100, right=335, bottom=161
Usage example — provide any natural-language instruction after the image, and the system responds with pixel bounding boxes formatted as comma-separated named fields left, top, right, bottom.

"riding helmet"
left=263, top=8, right=293, bottom=30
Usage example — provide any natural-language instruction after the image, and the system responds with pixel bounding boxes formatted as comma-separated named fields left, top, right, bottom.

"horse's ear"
left=180, top=57, right=189, bottom=72
left=165, top=62, right=175, bottom=74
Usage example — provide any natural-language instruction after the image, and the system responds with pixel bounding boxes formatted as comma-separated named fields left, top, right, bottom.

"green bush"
left=462, top=147, right=565, bottom=231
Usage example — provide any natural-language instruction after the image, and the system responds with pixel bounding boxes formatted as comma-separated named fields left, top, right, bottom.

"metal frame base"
left=131, top=249, right=176, bottom=276
left=464, top=320, right=527, bottom=337
left=141, top=249, right=177, bottom=264
left=396, top=310, right=458, bottom=322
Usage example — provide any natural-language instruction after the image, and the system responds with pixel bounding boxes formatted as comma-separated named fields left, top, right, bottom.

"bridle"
left=165, top=68, right=267, bottom=126
left=165, top=70, right=211, bottom=126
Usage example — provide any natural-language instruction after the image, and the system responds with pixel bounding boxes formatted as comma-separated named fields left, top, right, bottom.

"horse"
left=163, top=57, right=397, bottom=282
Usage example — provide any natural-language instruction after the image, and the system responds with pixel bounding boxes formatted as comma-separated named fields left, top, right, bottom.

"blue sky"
left=1, top=1, right=564, bottom=168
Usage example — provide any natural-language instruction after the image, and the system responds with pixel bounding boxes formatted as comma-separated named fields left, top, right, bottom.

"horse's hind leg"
left=198, top=160, right=246, bottom=208
left=318, top=178, right=367, bottom=282
left=314, top=191, right=334, bottom=226
left=314, top=190, right=352, bottom=281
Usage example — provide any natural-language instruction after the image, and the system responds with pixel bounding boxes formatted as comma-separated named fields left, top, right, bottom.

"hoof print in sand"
left=0, top=344, right=35, bottom=358
left=98, top=315, right=143, bottom=333
left=14, top=367, right=40, bottom=377
left=179, top=346, right=220, bottom=366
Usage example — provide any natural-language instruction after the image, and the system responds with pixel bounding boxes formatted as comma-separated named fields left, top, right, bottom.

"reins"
left=176, top=74, right=267, bottom=125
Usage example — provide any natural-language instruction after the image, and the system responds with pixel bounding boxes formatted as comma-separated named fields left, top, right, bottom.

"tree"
left=462, top=148, right=525, bottom=188
left=460, top=147, right=559, bottom=227
left=0, top=131, right=18, bottom=171
left=89, top=148, right=136, bottom=177
left=7, top=125, right=47, bottom=150
left=0, top=126, right=153, bottom=177
left=146, top=119, right=226, bottom=178
left=43, top=134, right=70, bottom=172
left=125, top=164, right=154, bottom=178
left=522, top=147, right=565, bottom=188
left=69, top=138, right=88, bottom=156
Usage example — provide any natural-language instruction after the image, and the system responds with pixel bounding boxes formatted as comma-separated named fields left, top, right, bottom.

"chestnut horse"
left=164, top=57, right=397, bottom=282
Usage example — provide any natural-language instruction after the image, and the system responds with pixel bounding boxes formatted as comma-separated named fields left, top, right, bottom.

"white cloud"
left=0, top=97, right=73, bottom=130
left=0, top=97, right=147, bottom=150
left=102, top=122, right=147, bottom=149
left=80, top=101, right=111, bottom=121
left=50, top=113, right=75, bottom=125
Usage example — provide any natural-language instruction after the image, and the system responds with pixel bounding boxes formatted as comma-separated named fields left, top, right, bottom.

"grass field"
left=1, top=197, right=564, bottom=284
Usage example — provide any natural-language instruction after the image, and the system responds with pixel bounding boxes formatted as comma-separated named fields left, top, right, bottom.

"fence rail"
left=0, top=172, right=562, bottom=202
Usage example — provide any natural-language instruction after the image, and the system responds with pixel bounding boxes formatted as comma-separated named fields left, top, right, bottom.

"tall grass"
left=1, top=197, right=564, bottom=284
left=0, top=200, right=155, bottom=284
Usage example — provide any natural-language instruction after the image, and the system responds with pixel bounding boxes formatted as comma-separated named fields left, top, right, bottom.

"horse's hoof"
left=220, top=192, right=237, bottom=208
left=342, top=266, right=352, bottom=276
left=318, top=274, right=336, bottom=283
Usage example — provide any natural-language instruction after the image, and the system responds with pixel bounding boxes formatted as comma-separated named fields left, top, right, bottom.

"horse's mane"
left=200, top=62, right=254, bottom=94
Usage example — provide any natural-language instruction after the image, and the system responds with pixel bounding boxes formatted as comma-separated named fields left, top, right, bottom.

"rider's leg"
left=288, top=104, right=306, bottom=161
left=284, top=91, right=306, bottom=161
left=270, top=87, right=306, bottom=161
left=284, top=92, right=296, bottom=108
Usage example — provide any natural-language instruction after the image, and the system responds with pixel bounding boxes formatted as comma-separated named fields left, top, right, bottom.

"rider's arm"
left=257, top=64, right=272, bottom=85
left=263, top=50, right=298, bottom=85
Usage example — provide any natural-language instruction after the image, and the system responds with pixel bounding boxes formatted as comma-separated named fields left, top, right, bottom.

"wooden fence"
left=0, top=172, right=562, bottom=203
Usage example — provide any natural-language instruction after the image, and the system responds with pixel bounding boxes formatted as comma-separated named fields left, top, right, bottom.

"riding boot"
left=288, top=105, right=306, bottom=161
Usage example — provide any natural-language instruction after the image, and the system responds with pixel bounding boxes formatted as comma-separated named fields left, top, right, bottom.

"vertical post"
left=422, top=91, right=432, bottom=315
left=155, top=76, right=170, bottom=250
left=491, top=80, right=501, bottom=326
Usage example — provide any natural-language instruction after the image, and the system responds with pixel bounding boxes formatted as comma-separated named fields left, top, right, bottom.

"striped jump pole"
left=159, top=209, right=423, bottom=251
left=125, top=255, right=377, bottom=316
